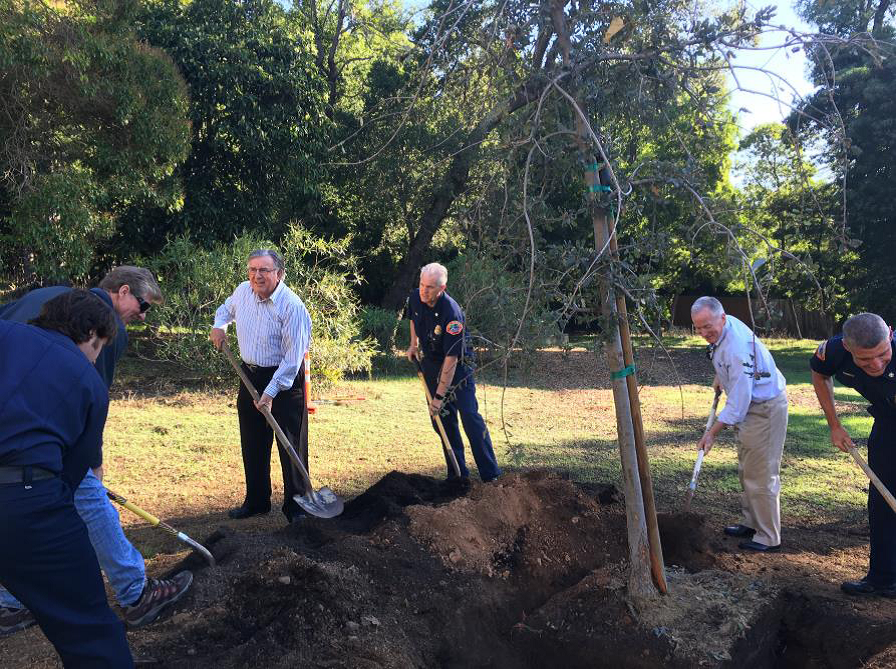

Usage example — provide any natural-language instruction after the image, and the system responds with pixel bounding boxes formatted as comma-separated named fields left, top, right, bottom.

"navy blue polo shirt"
left=408, top=290, right=473, bottom=369
left=810, top=334, right=896, bottom=421
left=0, top=321, right=109, bottom=487
left=0, top=286, right=127, bottom=389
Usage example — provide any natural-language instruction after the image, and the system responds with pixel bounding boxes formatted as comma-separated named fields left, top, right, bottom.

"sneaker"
left=123, top=571, right=193, bottom=627
left=0, top=607, right=36, bottom=637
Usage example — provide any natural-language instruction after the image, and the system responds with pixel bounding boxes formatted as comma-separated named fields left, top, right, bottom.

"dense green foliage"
left=2, top=0, right=894, bottom=362
left=0, top=0, right=190, bottom=281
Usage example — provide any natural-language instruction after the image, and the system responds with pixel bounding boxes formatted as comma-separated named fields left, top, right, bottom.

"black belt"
left=242, top=362, right=278, bottom=373
left=0, top=466, right=57, bottom=485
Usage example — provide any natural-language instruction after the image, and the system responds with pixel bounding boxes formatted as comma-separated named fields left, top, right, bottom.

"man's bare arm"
left=811, top=370, right=854, bottom=452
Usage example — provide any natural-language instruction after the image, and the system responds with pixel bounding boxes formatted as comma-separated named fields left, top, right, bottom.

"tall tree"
left=124, top=0, right=329, bottom=255
left=0, top=0, right=190, bottom=282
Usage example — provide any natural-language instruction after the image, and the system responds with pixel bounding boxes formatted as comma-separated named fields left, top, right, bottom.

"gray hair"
left=420, top=262, right=448, bottom=286
left=691, top=296, right=725, bottom=318
left=248, top=249, right=284, bottom=272
left=99, top=266, right=163, bottom=303
left=843, top=313, right=890, bottom=349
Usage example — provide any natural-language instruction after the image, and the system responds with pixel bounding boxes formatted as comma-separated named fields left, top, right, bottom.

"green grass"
left=104, top=336, right=874, bottom=560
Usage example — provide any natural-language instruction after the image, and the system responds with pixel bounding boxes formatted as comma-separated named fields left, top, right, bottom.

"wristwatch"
left=434, top=393, right=444, bottom=400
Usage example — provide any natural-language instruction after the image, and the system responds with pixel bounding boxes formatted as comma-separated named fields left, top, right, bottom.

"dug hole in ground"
left=6, top=469, right=896, bottom=668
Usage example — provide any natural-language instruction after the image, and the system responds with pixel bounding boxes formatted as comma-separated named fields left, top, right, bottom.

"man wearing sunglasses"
left=0, top=267, right=193, bottom=637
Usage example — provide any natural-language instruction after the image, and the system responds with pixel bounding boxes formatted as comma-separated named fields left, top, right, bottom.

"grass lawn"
left=104, top=335, right=874, bottom=559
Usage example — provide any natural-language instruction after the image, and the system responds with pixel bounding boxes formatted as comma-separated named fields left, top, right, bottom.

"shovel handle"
left=412, top=357, right=461, bottom=478
left=107, top=489, right=216, bottom=566
left=848, top=447, right=896, bottom=515
left=221, top=345, right=314, bottom=492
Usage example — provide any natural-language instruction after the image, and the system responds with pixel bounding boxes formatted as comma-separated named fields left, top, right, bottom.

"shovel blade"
left=293, top=486, right=343, bottom=519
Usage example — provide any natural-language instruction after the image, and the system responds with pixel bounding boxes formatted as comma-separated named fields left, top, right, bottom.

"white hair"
left=420, top=263, right=448, bottom=287
left=843, top=313, right=890, bottom=349
left=691, top=296, right=725, bottom=318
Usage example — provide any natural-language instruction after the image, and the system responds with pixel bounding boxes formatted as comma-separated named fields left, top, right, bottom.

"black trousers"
left=0, top=477, right=133, bottom=668
left=237, top=362, right=308, bottom=521
left=867, top=413, right=896, bottom=584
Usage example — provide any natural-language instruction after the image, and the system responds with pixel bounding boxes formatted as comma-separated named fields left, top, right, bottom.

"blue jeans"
left=0, top=470, right=145, bottom=609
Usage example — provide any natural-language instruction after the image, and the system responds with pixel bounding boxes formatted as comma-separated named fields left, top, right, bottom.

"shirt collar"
left=254, top=280, right=286, bottom=304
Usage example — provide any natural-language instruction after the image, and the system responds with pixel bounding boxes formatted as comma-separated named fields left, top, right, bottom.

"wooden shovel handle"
left=412, top=358, right=461, bottom=478
left=848, top=447, right=896, bottom=515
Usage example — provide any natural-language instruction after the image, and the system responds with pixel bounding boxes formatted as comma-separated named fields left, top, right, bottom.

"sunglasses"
left=133, top=293, right=151, bottom=313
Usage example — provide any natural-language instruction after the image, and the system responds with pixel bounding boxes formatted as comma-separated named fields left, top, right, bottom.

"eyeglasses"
left=133, top=293, right=151, bottom=313
left=247, top=267, right=277, bottom=276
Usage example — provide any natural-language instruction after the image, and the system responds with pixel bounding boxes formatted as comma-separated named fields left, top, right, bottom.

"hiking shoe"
left=123, top=571, right=193, bottom=627
left=0, top=607, right=36, bottom=637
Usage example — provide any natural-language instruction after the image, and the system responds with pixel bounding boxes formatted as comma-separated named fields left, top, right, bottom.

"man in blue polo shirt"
left=0, top=267, right=192, bottom=635
left=405, top=263, right=501, bottom=482
left=810, top=312, right=896, bottom=597
left=0, top=289, right=134, bottom=667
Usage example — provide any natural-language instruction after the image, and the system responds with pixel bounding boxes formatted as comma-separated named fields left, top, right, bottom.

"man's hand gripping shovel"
left=221, top=345, right=343, bottom=519
left=685, top=388, right=722, bottom=511
left=411, top=355, right=462, bottom=478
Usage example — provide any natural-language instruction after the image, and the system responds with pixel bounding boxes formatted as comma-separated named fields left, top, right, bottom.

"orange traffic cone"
left=304, top=351, right=316, bottom=414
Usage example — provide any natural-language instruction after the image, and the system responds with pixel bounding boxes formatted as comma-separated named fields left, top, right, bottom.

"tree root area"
left=5, top=470, right=896, bottom=668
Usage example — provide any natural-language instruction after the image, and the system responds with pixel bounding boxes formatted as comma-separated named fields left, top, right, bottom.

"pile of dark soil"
left=4, top=470, right=896, bottom=668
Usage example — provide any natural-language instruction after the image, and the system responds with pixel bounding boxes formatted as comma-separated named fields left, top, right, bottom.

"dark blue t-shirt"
left=0, top=321, right=109, bottom=486
left=810, top=334, right=896, bottom=421
left=0, top=286, right=127, bottom=389
left=407, top=290, right=473, bottom=371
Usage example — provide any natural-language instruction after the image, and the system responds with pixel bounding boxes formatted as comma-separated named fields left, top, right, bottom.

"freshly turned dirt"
left=3, top=470, right=896, bottom=668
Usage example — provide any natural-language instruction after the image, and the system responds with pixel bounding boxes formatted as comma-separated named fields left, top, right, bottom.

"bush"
left=136, top=225, right=374, bottom=388
left=360, top=306, right=401, bottom=353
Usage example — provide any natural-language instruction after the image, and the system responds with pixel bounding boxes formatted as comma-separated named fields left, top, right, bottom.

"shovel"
left=106, top=489, right=216, bottom=566
left=412, top=357, right=462, bottom=478
left=684, top=388, right=722, bottom=511
left=221, top=345, right=343, bottom=519
left=848, top=447, right=896, bottom=515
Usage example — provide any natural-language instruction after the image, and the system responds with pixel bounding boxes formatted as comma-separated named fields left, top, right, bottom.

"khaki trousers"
left=734, top=391, right=788, bottom=547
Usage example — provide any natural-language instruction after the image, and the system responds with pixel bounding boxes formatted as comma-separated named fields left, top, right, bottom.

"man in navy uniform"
left=811, top=312, right=896, bottom=597
left=0, top=267, right=192, bottom=635
left=406, top=263, right=501, bottom=482
left=0, top=290, right=134, bottom=667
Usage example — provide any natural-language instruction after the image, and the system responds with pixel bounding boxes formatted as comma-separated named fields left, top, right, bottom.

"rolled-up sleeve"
left=265, top=301, right=311, bottom=398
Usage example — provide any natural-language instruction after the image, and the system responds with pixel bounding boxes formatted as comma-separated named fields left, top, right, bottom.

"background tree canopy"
left=2, top=0, right=895, bottom=370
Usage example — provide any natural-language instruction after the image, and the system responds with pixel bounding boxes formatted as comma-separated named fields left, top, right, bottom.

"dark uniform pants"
left=237, top=362, right=309, bottom=521
left=0, top=477, right=133, bottom=668
left=867, top=413, right=896, bottom=585
left=423, top=362, right=502, bottom=481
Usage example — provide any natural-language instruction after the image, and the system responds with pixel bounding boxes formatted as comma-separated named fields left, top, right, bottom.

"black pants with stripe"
left=236, top=363, right=308, bottom=521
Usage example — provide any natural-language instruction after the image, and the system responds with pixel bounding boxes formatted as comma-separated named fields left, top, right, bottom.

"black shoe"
left=841, top=579, right=896, bottom=598
left=723, top=524, right=756, bottom=538
left=739, top=540, right=780, bottom=552
left=228, top=505, right=270, bottom=520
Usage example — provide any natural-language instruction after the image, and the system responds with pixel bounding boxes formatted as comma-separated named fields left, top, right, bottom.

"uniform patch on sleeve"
left=815, top=341, right=827, bottom=361
left=446, top=320, right=463, bottom=336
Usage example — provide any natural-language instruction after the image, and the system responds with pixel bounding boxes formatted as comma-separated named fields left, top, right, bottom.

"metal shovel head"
left=294, top=486, right=344, bottom=519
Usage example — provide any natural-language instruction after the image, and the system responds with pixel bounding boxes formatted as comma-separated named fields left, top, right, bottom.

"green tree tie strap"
left=588, top=184, right=612, bottom=192
left=611, top=364, right=636, bottom=379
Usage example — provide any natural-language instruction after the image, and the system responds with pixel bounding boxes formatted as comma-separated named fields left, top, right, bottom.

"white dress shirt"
left=213, top=280, right=311, bottom=398
left=711, top=315, right=786, bottom=426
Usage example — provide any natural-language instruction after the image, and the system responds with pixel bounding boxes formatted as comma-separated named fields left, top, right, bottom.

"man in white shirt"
left=210, top=250, right=312, bottom=523
left=691, top=296, right=788, bottom=552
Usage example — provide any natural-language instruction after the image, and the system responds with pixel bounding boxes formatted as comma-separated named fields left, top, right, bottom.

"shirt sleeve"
left=264, top=300, right=312, bottom=398
left=716, top=341, right=754, bottom=425
left=441, top=304, right=466, bottom=359
left=809, top=337, right=843, bottom=377
left=213, top=286, right=240, bottom=330
left=63, top=372, right=109, bottom=486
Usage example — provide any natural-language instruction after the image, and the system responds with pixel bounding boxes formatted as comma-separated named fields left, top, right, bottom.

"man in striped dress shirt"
left=210, top=250, right=312, bottom=523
